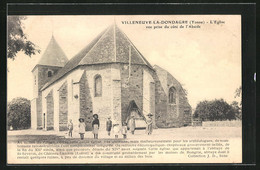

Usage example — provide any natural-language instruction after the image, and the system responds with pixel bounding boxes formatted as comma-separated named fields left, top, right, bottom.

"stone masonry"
left=58, top=82, right=68, bottom=131
left=46, top=90, right=54, bottom=130
left=32, top=24, right=192, bottom=132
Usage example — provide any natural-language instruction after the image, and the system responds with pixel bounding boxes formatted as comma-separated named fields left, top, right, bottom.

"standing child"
left=92, top=114, right=100, bottom=139
left=106, top=116, right=112, bottom=136
left=78, top=118, right=86, bottom=140
left=113, top=123, right=120, bottom=139
left=67, top=119, right=73, bottom=138
left=146, top=113, right=153, bottom=135
left=121, top=122, right=127, bottom=139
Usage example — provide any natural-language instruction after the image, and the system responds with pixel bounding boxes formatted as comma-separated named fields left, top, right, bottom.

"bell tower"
left=31, top=35, right=68, bottom=130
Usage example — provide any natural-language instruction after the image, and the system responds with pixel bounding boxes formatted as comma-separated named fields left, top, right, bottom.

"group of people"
left=67, top=112, right=154, bottom=140
left=107, top=118, right=128, bottom=139
left=78, top=114, right=100, bottom=140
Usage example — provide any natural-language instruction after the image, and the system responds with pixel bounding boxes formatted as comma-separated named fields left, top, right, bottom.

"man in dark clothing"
left=92, top=114, right=100, bottom=139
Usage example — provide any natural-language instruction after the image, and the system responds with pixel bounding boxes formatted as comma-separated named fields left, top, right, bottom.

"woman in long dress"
left=146, top=113, right=153, bottom=135
left=113, top=123, right=120, bottom=138
left=128, top=115, right=136, bottom=134
left=78, top=118, right=86, bottom=140
left=92, top=114, right=100, bottom=139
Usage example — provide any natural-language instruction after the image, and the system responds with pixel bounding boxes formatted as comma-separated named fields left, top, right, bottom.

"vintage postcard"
left=7, top=15, right=242, bottom=164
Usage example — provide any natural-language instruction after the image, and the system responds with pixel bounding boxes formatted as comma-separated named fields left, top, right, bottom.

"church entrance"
left=125, top=100, right=146, bottom=129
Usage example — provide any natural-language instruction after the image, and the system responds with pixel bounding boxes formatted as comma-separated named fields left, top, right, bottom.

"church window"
left=94, top=75, right=102, bottom=97
left=48, top=71, right=53, bottom=77
left=34, top=76, right=36, bottom=85
left=169, top=86, right=176, bottom=104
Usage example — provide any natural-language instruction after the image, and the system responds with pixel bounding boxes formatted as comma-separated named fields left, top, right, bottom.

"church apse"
left=120, top=64, right=143, bottom=123
left=31, top=24, right=192, bottom=132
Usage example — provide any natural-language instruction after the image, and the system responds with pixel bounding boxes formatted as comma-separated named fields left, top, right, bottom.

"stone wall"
left=36, top=94, right=42, bottom=129
left=79, top=72, right=93, bottom=131
left=120, top=64, right=143, bottom=122
left=38, top=62, right=191, bottom=132
left=32, top=68, right=42, bottom=129
left=153, top=74, right=168, bottom=127
left=37, top=65, right=62, bottom=90
left=167, top=73, right=192, bottom=127
left=111, top=65, right=122, bottom=126
left=142, top=68, right=154, bottom=116
left=153, top=65, right=192, bottom=128
left=46, top=90, right=54, bottom=130
left=59, top=82, right=68, bottom=131
left=32, top=65, right=62, bottom=130
left=32, top=67, right=39, bottom=99
left=142, top=67, right=157, bottom=127
left=112, top=80, right=122, bottom=125
left=84, top=64, right=113, bottom=130
left=41, top=68, right=84, bottom=132
left=30, top=98, right=37, bottom=129
left=149, top=82, right=156, bottom=127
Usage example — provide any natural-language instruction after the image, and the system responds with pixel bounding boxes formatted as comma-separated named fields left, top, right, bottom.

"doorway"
left=126, top=100, right=146, bottom=129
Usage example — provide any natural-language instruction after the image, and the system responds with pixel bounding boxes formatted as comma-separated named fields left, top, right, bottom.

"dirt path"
left=8, top=126, right=241, bottom=143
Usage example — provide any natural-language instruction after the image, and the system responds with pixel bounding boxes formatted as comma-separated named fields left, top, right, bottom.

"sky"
left=7, top=15, right=241, bottom=108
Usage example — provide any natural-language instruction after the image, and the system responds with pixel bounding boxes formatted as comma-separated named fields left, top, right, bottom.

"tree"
left=230, top=101, right=242, bottom=120
left=7, top=97, right=31, bottom=130
left=194, top=99, right=237, bottom=121
left=234, top=86, right=242, bottom=98
left=234, top=86, right=242, bottom=107
left=7, top=16, right=40, bottom=60
left=234, top=86, right=242, bottom=119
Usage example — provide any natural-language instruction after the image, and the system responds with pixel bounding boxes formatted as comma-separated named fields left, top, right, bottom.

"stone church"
left=31, top=24, right=192, bottom=132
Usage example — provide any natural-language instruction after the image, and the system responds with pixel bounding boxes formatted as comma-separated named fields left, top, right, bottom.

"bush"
left=7, top=97, right=31, bottom=130
left=193, top=99, right=237, bottom=121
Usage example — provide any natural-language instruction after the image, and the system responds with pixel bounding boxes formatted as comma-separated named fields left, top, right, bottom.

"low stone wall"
left=202, top=120, right=242, bottom=127
left=192, top=120, right=202, bottom=126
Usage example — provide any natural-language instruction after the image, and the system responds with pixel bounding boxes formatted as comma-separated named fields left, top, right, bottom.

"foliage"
left=7, top=16, right=40, bottom=60
left=233, top=86, right=242, bottom=120
left=234, top=86, right=242, bottom=98
left=230, top=101, right=242, bottom=120
left=193, top=99, right=239, bottom=121
left=7, top=97, right=31, bottom=130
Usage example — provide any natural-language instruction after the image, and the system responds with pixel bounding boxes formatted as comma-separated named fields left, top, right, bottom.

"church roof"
left=38, top=36, right=68, bottom=67
left=41, top=24, right=153, bottom=91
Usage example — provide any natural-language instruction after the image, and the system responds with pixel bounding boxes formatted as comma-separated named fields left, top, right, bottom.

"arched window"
left=169, top=86, right=176, bottom=104
left=48, top=70, right=53, bottom=77
left=94, top=75, right=102, bottom=97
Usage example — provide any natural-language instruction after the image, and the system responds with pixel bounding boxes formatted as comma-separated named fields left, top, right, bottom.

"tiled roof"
left=38, top=36, right=68, bottom=67
left=41, top=24, right=153, bottom=91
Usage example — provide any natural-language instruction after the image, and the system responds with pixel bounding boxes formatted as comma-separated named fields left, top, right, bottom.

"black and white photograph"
left=7, top=14, right=243, bottom=164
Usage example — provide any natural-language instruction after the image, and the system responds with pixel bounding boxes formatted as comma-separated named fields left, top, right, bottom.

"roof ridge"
left=41, top=27, right=109, bottom=91
left=116, top=26, right=153, bottom=69
left=78, top=25, right=113, bottom=65
left=40, top=24, right=155, bottom=91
